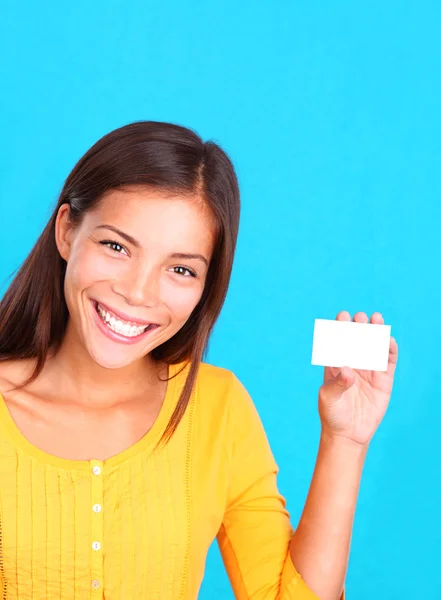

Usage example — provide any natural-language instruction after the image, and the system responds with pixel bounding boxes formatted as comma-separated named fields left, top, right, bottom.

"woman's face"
left=56, top=187, right=215, bottom=369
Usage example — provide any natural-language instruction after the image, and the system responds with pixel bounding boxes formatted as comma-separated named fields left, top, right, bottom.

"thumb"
left=320, top=367, right=355, bottom=401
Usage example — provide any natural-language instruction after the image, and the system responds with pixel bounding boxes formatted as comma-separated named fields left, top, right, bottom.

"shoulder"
left=195, top=361, right=260, bottom=427
left=0, top=359, right=41, bottom=411
left=196, top=361, right=236, bottom=390
left=0, top=359, right=31, bottom=391
left=195, top=363, right=277, bottom=476
left=0, top=358, right=38, bottom=388
left=196, top=361, right=250, bottom=403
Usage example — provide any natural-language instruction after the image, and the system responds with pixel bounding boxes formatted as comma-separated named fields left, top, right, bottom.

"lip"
left=93, top=299, right=153, bottom=326
left=90, top=299, right=159, bottom=345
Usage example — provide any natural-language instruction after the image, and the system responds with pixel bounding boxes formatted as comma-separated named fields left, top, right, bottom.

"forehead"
left=86, top=187, right=216, bottom=252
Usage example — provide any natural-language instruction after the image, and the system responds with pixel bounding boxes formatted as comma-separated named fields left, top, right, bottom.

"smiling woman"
left=0, top=121, right=396, bottom=600
left=56, top=186, right=216, bottom=384
left=1, top=123, right=236, bottom=441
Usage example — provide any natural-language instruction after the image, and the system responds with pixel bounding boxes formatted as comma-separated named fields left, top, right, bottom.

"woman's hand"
left=318, top=311, right=398, bottom=447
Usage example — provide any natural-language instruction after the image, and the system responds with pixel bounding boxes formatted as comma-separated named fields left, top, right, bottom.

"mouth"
left=92, top=300, right=159, bottom=340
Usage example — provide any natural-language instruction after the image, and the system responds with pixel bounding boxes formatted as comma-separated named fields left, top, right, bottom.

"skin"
left=0, top=186, right=215, bottom=460
left=290, top=311, right=399, bottom=599
left=0, top=187, right=399, bottom=596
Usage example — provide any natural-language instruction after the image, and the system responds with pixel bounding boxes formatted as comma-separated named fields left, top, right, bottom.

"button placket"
left=90, top=460, right=104, bottom=594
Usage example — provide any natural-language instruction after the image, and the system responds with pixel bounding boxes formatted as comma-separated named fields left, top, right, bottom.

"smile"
left=93, top=301, right=158, bottom=339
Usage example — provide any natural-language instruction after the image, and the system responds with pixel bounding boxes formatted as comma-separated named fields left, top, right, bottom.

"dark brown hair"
left=0, top=121, right=240, bottom=442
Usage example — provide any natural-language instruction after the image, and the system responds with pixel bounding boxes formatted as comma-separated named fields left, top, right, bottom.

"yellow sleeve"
left=217, top=374, right=345, bottom=600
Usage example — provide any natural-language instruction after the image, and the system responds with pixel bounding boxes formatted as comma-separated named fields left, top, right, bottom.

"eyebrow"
left=170, top=253, right=209, bottom=267
left=94, top=225, right=209, bottom=266
left=95, top=224, right=141, bottom=248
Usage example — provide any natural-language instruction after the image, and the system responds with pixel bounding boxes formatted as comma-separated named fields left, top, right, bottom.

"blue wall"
left=1, top=2, right=440, bottom=597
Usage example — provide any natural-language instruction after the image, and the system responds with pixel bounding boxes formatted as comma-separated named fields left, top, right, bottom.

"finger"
left=336, top=310, right=351, bottom=321
left=320, top=366, right=355, bottom=401
left=389, top=336, right=398, bottom=364
left=370, top=312, right=383, bottom=324
left=340, top=366, right=355, bottom=381
left=353, top=311, right=369, bottom=323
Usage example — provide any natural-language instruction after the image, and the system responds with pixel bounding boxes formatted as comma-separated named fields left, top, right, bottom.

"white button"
left=92, top=466, right=101, bottom=475
left=91, top=579, right=100, bottom=589
left=92, top=541, right=101, bottom=551
left=92, top=504, right=102, bottom=513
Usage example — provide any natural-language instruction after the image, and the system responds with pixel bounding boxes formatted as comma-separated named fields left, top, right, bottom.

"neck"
left=44, top=320, right=165, bottom=408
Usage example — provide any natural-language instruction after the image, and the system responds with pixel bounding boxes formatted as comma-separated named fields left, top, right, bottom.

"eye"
left=171, top=266, right=197, bottom=278
left=99, top=240, right=128, bottom=255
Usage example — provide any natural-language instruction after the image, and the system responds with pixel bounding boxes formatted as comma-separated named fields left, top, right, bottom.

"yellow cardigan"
left=0, top=361, right=327, bottom=599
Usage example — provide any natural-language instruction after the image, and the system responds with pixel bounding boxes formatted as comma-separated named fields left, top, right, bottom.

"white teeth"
left=96, top=304, right=149, bottom=338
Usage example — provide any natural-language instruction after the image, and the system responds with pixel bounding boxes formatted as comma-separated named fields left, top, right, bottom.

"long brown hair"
left=0, top=121, right=240, bottom=442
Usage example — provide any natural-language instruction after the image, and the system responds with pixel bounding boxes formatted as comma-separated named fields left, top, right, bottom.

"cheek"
left=161, top=279, right=204, bottom=321
left=66, top=247, right=123, bottom=290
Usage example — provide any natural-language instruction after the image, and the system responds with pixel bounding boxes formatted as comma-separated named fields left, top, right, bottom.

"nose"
left=111, top=265, right=160, bottom=309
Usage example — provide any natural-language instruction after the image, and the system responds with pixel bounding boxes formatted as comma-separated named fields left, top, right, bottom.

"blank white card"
left=311, top=318, right=391, bottom=372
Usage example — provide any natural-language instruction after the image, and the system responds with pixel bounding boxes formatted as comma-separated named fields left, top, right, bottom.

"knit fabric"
left=0, top=361, right=322, bottom=599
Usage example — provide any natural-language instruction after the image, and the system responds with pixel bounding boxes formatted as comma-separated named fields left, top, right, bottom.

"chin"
left=91, top=353, right=138, bottom=370
left=84, top=342, right=148, bottom=370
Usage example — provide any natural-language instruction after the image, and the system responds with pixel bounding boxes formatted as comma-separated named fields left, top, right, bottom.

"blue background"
left=1, top=1, right=440, bottom=598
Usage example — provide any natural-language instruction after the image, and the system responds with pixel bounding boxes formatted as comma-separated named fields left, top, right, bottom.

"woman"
left=0, top=121, right=398, bottom=600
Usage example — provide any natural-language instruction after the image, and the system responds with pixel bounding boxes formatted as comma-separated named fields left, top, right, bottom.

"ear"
left=55, top=203, right=75, bottom=261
